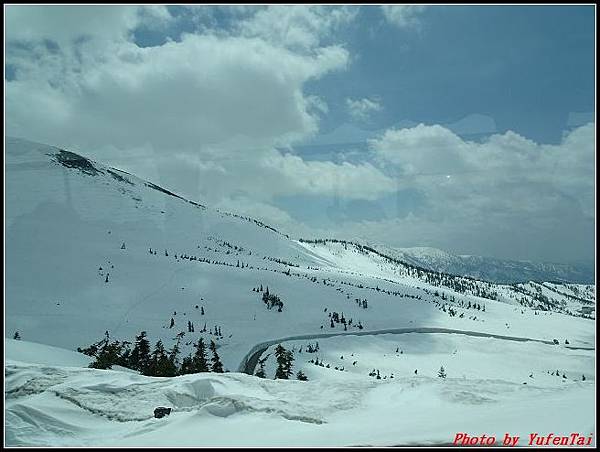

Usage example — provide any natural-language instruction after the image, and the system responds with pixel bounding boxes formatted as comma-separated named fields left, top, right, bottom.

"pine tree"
left=284, top=350, right=294, bottom=378
left=179, top=354, right=194, bottom=375
left=147, top=340, right=177, bottom=377
left=13, top=331, right=20, bottom=340
left=129, top=331, right=151, bottom=373
left=209, top=340, right=224, bottom=373
left=169, top=333, right=184, bottom=372
left=438, top=366, right=447, bottom=378
left=89, top=334, right=125, bottom=370
left=275, top=344, right=288, bottom=379
left=192, top=338, right=209, bottom=372
left=274, top=344, right=294, bottom=379
left=117, top=341, right=132, bottom=368
left=146, top=340, right=165, bottom=376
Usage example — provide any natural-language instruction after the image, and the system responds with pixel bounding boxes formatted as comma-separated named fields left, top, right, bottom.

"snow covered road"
left=239, top=327, right=594, bottom=375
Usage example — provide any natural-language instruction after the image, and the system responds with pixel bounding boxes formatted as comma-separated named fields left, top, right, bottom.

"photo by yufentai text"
left=453, top=433, right=594, bottom=447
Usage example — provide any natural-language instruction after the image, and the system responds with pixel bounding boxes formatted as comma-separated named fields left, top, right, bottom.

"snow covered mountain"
left=367, top=245, right=595, bottom=284
left=5, top=137, right=596, bottom=446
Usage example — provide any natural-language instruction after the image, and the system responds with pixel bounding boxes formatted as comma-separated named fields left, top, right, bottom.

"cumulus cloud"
left=361, top=122, right=595, bottom=261
left=7, top=34, right=348, bottom=153
left=237, top=5, right=358, bottom=51
left=370, top=123, right=595, bottom=216
left=5, top=5, right=172, bottom=45
left=380, top=5, right=427, bottom=29
left=346, top=97, right=383, bottom=121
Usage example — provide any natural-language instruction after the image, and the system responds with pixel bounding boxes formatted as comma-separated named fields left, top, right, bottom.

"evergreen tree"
left=169, top=333, right=184, bottom=371
left=89, top=334, right=126, bottom=370
left=284, top=350, right=294, bottom=378
left=275, top=344, right=287, bottom=379
left=13, top=331, right=20, bottom=340
left=129, top=331, right=151, bottom=373
left=274, top=344, right=294, bottom=379
left=147, top=340, right=174, bottom=376
left=438, top=366, right=447, bottom=379
left=192, top=338, right=210, bottom=372
left=179, top=354, right=194, bottom=375
left=209, top=340, right=224, bottom=373
left=117, top=341, right=132, bottom=368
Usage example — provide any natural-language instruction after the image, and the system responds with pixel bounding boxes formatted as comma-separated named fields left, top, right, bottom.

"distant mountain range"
left=368, top=245, right=594, bottom=284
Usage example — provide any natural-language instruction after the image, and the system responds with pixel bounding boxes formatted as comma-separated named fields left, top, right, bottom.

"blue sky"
left=5, top=5, right=596, bottom=264
left=304, top=5, right=595, bottom=142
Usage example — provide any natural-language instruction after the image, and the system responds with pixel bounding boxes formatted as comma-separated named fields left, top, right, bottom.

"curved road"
left=238, top=327, right=594, bottom=375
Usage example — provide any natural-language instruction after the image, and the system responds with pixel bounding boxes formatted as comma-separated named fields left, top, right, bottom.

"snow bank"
left=5, top=339, right=92, bottom=367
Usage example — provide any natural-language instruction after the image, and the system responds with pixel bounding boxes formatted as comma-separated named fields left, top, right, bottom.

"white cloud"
left=362, top=122, right=595, bottom=261
left=380, top=5, right=427, bottom=29
left=370, top=124, right=469, bottom=175
left=237, top=5, right=357, bottom=51
left=346, top=97, right=383, bottom=121
left=5, top=5, right=172, bottom=45
left=258, top=151, right=395, bottom=201
left=6, top=32, right=348, bottom=154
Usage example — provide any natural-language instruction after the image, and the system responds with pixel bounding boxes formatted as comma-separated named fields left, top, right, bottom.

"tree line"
left=78, top=330, right=225, bottom=377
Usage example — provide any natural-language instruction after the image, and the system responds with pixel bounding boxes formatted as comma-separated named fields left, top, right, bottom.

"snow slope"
left=4, top=137, right=596, bottom=446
